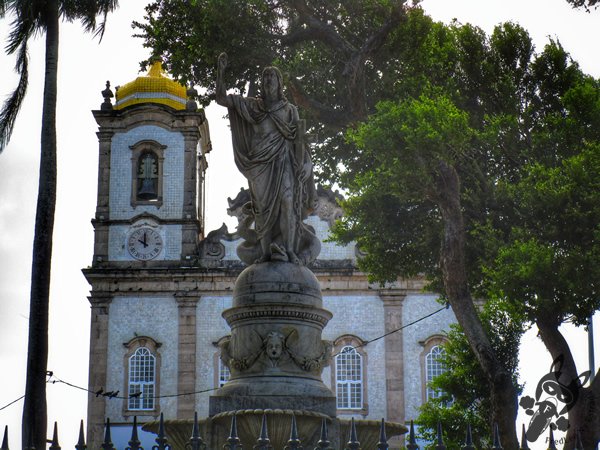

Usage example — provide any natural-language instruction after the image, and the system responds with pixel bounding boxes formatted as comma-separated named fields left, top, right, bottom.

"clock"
left=127, top=227, right=163, bottom=260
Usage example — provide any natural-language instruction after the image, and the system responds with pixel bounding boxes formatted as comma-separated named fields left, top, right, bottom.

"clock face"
left=127, top=228, right=163, bottom=260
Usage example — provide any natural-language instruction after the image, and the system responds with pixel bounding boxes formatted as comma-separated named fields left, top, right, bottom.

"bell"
left=138, top=178, right=157, bottom=199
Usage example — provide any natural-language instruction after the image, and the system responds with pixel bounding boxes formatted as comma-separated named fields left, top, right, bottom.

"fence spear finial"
left=405, top=420, right=418, bottom=450
left=491, top=423, right=502, bottom=450
left=153, top=412, right=170, bottom=450
left=254, top=413, right=271, bottom=450
left=376, top=418, right=388, bottom=450
left=345, top=417, right=360, bottom=450
left=188, top=411, right=205, bottom=450
left=1, top=425, right=8, bottom=450
left=75, top=420, right=87, bottom=450
left=314, top=418, right=330, bottom=450
left=224, top=413, right=242, bottom=450
left=435, top=422, right=446, bottom=450
left=519, top=424, right=529, bottom=450
left=126, top=416, right=143, bottom=450
left=49, top=422, right=61, bottom=450
left=284, top=415, right=302, bottom=450
left=461, top=423, right=474, bottom=450
left=546, top=427, right=557, bottom=450
left=101, top=418, right=115, bottom=450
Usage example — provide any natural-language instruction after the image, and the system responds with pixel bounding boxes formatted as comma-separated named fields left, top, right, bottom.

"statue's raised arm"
left=215, top=56, right=320, bottom=266
left=215, top=52, right=232, bottom=108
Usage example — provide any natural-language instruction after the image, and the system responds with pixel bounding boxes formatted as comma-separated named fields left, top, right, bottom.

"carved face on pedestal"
left=265, top=331, right=285, bottom=360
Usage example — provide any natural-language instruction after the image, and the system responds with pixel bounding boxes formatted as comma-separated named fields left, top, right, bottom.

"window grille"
left=128, top=347, right=156, bottom=410
left=335, top=346, right=363, bottom=409
left=425, top=345, right=447, bottom=401
left=218, top=359, right=231, bottom=387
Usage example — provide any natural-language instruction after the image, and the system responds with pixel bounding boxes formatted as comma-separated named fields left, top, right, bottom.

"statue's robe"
left=227, top=94, right=319, bottom=264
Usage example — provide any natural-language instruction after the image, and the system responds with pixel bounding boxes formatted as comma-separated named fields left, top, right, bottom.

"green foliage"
left=416, top=299, right=525, bottom=449
left=139, top=1, right=600, bottom=435
left=484, top=145, right=600, bottom=326
left=334, top=93, right=475, bottom=285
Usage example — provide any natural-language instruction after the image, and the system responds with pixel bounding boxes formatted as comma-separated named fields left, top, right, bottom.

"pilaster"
left=175, top=294, right=199, bottom=418
left=380, top=292, right=406, bottom=425
left=93, top=130, right=113, bottom=263
left=86, top=293, right=112, bottom=450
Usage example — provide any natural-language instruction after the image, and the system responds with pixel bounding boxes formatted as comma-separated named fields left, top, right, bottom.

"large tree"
left=482, top=43, right=600, bottom=446
left=134, top=2, right=531, bottom=446
left=345, top=35, right=600, bottom=449
left=136, top=1, right=599, bottom=446
left=0, top=1, right=119, bottom=448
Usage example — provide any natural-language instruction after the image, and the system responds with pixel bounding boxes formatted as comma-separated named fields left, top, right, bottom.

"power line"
left=48, top=375, right=219, bottom=401
left=0, top=395, right=25, bottom=412
left=0, top=302, right=451, bottom=411
left=333, top=302, right=450, bottom=357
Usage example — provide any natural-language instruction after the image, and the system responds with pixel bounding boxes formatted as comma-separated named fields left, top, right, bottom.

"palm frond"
left=5, top=5, right=36, bottom=54
left=0, top=40, right=29, bottom=152
left=61, top=0, right=119, bottom=41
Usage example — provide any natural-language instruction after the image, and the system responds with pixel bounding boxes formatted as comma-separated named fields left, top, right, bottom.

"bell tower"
left=90, top=62, right=211, bottom=266
left=84, top=63, right=211, bottom=447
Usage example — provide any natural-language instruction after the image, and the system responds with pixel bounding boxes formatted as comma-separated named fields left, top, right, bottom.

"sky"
left=0, top=1, right=598, bottom=449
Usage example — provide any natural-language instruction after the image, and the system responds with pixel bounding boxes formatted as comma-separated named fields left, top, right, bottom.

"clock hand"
left=141, top=232, right=149, bottom=248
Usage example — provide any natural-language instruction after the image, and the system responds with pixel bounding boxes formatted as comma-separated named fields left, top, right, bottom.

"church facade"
left=84, top=65, right=456, bottom=448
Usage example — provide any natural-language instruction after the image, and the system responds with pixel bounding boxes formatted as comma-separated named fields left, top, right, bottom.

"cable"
left=332, top=302, right=450, bottom=357
left=2, top=302, right=451, bottom=408
left=48, top=375, right=218, bottom=401
left=0, top=395, right=25, bottom=412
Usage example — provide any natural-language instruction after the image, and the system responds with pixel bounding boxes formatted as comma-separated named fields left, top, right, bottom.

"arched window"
left=425, top=345, right=447, bottom=401
left=213, top=336, right=231, bottom=388
left=333, top=336, right=366, bottom=411
left=123, top=336, right=161, bottom=414
left=420, top=335, right=449, bottom=404
left=128, top=347, right=156, bottom=410
left=218, top=358, right=231, bottom=387
left=129, top=140, right=166, bottom=207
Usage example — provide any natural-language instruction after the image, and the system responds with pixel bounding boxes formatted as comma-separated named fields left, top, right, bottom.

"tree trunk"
left=536, top=318, right=600, bottom=450
left=433, top=161, right=519, bottom=449
left=22, top=1, right=59, bottom=448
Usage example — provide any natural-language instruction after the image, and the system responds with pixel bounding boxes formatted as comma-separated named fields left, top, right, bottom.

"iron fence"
left=1, top=413, right=588, bottom=450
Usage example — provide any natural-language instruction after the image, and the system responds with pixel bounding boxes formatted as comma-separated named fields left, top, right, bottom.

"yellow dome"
left=115, top=61, right=187, bottom=110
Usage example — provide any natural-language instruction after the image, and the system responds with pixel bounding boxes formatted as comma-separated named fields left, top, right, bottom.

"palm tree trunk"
left=22, top=0, right=59, bottom=448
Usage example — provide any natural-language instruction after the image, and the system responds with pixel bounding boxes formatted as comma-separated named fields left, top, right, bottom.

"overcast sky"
left=0, top=1, right=598, bottom=448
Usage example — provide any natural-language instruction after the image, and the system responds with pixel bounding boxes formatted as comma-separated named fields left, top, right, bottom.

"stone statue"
left=216, top=53, right=320, bottom=265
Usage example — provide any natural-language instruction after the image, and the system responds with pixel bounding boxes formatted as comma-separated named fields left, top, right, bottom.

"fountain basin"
left=142, top=409, right=407, bottom=450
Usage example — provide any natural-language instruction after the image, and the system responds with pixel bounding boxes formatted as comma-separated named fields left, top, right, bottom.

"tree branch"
left=287, top=77, right=351, bottom=128
left=287, top=0, right=356, bottom=54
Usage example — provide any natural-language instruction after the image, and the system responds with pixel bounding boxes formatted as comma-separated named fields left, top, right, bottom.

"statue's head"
left=261, top=66, right=285, bottom=101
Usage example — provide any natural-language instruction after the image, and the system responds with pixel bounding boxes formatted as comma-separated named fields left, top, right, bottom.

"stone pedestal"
left=209, top=262, right=336, bottom=416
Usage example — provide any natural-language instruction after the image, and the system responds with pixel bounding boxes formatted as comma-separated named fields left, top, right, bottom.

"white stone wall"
left=307, top=215, right=357, bottom=261
left=106, top=296, right=179, bottom=420
left=323, top=295, right=387, bottom=419
left=401, top=294, right=456, bottom=421
left=109, top=125, right=185, bottom=220
left=195, top=295, right=233, bottom=417
left=221, top=214, right=357, bottom=261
